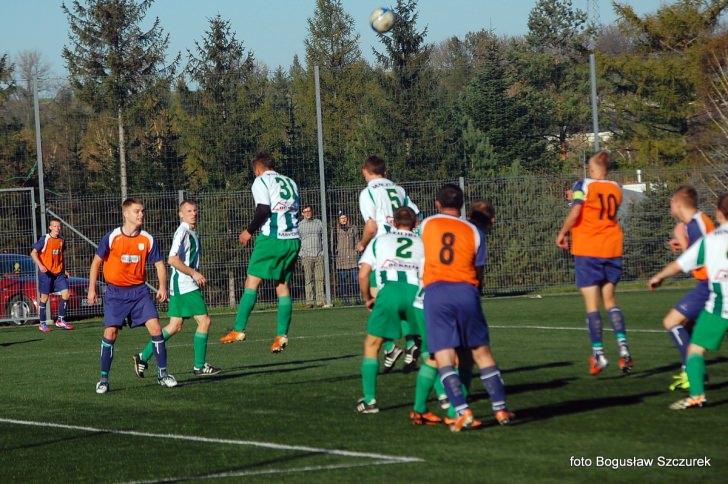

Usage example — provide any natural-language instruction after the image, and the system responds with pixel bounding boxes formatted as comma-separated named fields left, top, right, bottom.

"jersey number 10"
left=597, top=194, right=619, bottom=221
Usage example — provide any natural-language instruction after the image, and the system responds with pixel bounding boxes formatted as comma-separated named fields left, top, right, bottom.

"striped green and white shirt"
left=677, top=223, right=728, bottom=318
left=252, top=170, right=300, bottom=240
left=169, top=221, right=200, bottom=296
left=359, top=178, right=419, bottom=238
left=359, top=229, right=423, bottom=290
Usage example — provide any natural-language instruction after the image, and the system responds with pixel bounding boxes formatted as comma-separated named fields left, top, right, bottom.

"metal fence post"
left=33, top=75, right=46, bottom=232
left=315, top=66, right=332, bottom=306
left=459, top=176, right=466, bottom=219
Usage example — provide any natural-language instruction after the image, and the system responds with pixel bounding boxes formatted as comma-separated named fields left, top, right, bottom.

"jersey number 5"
left=386, top=188, right=402, bottom=210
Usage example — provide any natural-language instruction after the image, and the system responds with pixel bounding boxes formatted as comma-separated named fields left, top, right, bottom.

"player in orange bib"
left=556, top=151, right=633, bottom=376
left=420, top=184, right=514, bottom=431
left=661, top=185, right=715, bottom=391
left=88, top=198, right=176, bottom=394
left=31, top=219, right=73, bottom=331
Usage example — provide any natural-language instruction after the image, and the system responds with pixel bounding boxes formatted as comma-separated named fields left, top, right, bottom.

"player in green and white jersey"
left=355, top=206, right=443, bottom=424
left=649, top=193, right=728, bottom=410
left=357, top=155, right=421, bottom=372
left=134, top=200, right=222, bottom=378
left=220, top=152, right=301, bottom=353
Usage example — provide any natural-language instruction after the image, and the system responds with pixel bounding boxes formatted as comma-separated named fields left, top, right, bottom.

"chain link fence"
left=0, top=164, right=708, bottom=323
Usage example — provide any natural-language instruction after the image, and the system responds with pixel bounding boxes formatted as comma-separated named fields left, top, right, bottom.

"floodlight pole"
left=589, top=52, right=600, bottom=152
left=33, top=75, right=47, bottom=231
left=314, top=66, right=332, bottom=306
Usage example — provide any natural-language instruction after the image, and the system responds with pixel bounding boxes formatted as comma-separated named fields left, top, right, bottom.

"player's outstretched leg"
left=271, top=295, right=292, bottom=353
left=586, top=311, right=608, bottom=374
left=410, top=358, right=443, bottom=425
left=439, top=366, right=481, bottom=431
left=608, top=307, right=633, bottom=373
left=221, top=288, right=256, bottom=343
left=135, top=329, right=170, bottom=378
left=671, top=352, right=708, bottom=410
left=356, top=356, right=380, bottom=413
left=97, top=337, right=115, bottom=394
left=479, top=365, right=514, bottom=425
left=55, top=299, right=74, bottom=330
left=667, top=323, right=690, bottom=390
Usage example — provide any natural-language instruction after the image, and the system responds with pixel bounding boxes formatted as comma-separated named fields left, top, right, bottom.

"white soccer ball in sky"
left=369, top=7, right=394, bottom=33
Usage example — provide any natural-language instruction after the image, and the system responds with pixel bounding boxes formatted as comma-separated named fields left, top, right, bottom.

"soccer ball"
left=369, top=7, right=394, bottom=33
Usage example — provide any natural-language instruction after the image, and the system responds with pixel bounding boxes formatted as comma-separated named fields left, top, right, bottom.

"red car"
left=0, top=253, right=105, bottom=325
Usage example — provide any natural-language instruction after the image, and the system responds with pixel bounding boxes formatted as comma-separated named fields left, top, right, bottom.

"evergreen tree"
left=62, top=0, right=179, bottom=198
left=182, top=14, right=258, bottom=190
left=459, top=34, right=548, bottom=175
left=601, top=0, right=728, bottom=167
left=303, top=0, right=367, bottom=184
left=372, top=0, right=440, bottom=180
left=511, top=0, right=593, bottom=171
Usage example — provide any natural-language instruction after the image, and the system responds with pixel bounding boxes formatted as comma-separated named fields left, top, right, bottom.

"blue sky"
left=1, top=0, right=668, bottom=76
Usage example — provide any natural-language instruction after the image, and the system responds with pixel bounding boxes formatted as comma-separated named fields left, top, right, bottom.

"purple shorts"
left=104, top=283, right=159, bottom=328
left=38, top=271, right=69, bottom=295
left=674, top=280, right=711, bottom=322
left=424, top=281, right=489, bottom=354
left=574, top=256, right=623, bottom=288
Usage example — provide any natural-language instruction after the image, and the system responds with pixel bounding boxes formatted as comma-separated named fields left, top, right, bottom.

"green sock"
left=382, top=340, right=395, bottom=352
left=193, top=331, right=208, bottom=369
left=276, top=295, right=292, bottom=336
left=361, top=357, right=379, bottom=403
left=234, top=288, right=257, bottom=331
left=414, top=362, right=438, bottom=413
left=405, top=338, right=415, bottom=350
left=141, top=329, right=170, bottom=362
left=400, top=320, right=411, bottom=338
left=686, top=353, right=706, bottom=397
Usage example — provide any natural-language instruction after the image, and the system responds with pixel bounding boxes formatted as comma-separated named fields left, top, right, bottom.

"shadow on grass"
left=502, top=361, right=574, bottom=374
left=225, top=353, right=359, bottom=372
left=2, top=431, right=114, bottom=452
left=179, top=364, right=329, bottom=386
left=632, top=356, right=728, bottom=379
left=0, top=338, right=43, bottom=347
left=512, top=390, right=663, bottom=424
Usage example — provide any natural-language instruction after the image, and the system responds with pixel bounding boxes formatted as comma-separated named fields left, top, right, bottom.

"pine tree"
left=182, top=14, right=258, bottom=190
left=372, top=0, right=439, bottom=180
left=62, top=0, right=179, bottom=198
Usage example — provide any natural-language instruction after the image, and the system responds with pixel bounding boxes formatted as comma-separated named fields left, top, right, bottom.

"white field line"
left=0, top=418, right=421, bottom=483
left=0, top=418, right=421, bottom=463
left=489, top=324, right=665, bottom=334
left=125, top=460, right=400, bottom=483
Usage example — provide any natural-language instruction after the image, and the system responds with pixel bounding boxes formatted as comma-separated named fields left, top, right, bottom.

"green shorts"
left=248, top=235, right=301, bottom=282
left=367, top=283, right=419, bottom=340
left=168, top=290, right=208, bottom=318
left=413, top=306, right=428, bottom=355
left=691, top=310, right=728, bottom=351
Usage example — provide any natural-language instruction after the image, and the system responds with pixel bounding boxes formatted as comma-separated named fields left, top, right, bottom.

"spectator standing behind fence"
left=332, top=211, right=361, bottom=306
left=299, top=205, right=327, bottom=308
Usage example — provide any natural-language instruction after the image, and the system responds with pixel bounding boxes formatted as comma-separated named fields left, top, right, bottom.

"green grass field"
left=1, top=289, right=726, bottom=483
